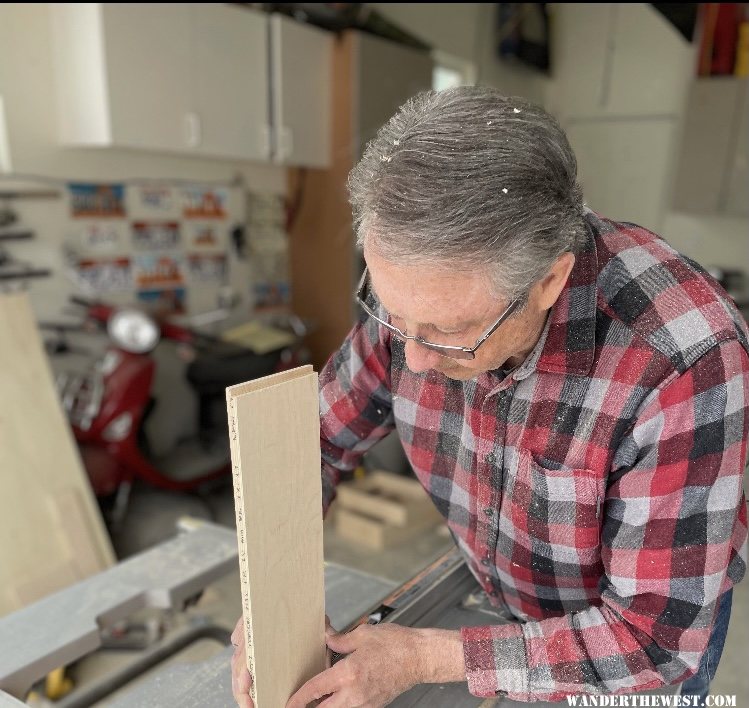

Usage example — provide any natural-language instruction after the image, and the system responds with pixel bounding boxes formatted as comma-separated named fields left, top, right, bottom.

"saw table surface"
left=0, top=521, right=680, bottom=708
left=0, top=522, right=395, bottom=706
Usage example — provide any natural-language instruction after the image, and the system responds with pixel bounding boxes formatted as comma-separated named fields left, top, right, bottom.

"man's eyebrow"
left=370, top=282, right=483, bottom=331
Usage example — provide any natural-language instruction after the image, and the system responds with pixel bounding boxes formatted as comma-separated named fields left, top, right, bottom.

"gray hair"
left=348, top=86, right=587, bottom=302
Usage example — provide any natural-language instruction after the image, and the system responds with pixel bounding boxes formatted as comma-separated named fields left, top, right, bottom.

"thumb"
left=326, top=630, right=357, bottom=654
left=324, top=615, right=336, bottom=638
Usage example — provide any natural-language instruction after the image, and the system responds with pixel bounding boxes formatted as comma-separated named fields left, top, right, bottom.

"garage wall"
left=370, top=3, right=747, bottom=276
left=370, top=2, right=548, bottom=104
left=549, top=3, right=747, bottom=275
left=547, top=3, right=693, bottom=233
left=0, top=3, right=286, bottom=321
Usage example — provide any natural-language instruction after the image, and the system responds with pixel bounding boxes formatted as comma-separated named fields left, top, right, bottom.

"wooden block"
left=226, top=366, right=326, bottom=708
left=335, top=507, right=439, bottom=551
left=335, top=471, right=442, bottom=527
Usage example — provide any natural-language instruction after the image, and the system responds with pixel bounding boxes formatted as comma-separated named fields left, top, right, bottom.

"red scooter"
left=52, top=297, right=307, bottom=522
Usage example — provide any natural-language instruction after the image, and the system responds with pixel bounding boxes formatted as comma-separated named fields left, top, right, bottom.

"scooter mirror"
left=107, top=309, right=160, bottom=354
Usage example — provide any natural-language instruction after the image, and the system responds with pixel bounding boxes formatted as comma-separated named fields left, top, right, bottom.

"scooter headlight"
left=107, top=309, right=160, bottom=354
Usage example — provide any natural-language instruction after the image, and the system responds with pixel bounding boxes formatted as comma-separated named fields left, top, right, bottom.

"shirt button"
left=490, top=591, right=499, bottom=598
left=481, top=557, right=490, bottom=566
left=484, top=507, right=494, bottom=516
left=485, top=452, right=496, bottom=465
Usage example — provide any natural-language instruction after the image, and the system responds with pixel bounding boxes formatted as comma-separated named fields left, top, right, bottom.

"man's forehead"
left=364, top=257, right=497, bottom=329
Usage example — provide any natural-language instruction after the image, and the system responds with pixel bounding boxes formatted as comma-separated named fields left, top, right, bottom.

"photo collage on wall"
left=66, top=182, right=230, bottom=314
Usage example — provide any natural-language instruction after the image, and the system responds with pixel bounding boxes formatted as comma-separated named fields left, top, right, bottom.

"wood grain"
left=227, top=366, right=326, bottom=707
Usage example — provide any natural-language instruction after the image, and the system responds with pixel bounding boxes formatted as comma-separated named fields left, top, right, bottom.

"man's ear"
left=534, top=252, right=576, bottom=311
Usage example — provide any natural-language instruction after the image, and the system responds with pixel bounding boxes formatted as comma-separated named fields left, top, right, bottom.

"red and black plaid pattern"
left=318, top=211, right=749, bottom=701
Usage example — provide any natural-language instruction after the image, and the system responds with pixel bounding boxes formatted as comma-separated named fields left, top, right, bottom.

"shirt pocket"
left=510, top=449, right=603, bottom=552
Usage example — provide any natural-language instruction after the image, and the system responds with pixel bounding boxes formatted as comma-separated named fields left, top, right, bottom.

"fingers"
left=286, top=665, right=344, bottom=708
left=317, top=693, right=347, bottom=707
left=232, top=649, right=252, bottom=693
left=231, top=637, right=253, bottom=708
left=324, top=614, right=338, bottom=638
left=231, top=615, right=245, bottom=649
left=325, top=630, right=357, bottom=654
left=325, top=614, right=339, bottom=668
left=236, top=694, right=254, bottom=708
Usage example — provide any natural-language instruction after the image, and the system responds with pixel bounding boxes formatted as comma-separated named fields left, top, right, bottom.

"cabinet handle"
left=260, top=125, right=272, bottom=160
left=279, top=126, right=294, bottom=161
left=184, top=113, right=201, bottom=148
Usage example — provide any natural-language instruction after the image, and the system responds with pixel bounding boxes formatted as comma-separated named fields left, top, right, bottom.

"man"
left=231, top=87, right=748, bottom=706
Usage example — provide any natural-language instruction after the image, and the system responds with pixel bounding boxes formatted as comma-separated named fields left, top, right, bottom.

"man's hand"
left=286, top=623, right=465, bottom=708
left=230, top=614, right=337, bottom=707
left=230, top=616, right=253, bottom=708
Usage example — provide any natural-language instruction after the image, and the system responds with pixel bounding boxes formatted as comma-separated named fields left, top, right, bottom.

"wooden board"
left=0, top=293, right=115, bottom=617
left=226, top=366, right=326, bottom=707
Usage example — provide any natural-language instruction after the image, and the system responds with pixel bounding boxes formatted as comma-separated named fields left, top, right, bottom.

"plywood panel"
left=226, top=366, right=325, bottom=707
left=0, top=293, right=114, bottom=617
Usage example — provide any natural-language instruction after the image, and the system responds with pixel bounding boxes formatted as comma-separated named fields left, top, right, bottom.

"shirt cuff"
left=461, top=623, right=530, bottom=699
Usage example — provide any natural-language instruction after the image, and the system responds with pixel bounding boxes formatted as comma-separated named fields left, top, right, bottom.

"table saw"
left=0, top=521, right=516, bottom=707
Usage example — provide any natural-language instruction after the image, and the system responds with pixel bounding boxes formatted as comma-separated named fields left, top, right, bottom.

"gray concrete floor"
left=61, top=475, right=749, bottom=705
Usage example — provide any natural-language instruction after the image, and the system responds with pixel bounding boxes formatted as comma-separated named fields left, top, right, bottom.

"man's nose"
left=404, top=338, right=443, bottom=374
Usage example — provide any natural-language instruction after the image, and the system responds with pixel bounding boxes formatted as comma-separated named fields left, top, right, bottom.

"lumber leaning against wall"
left=0, top=293, right=115, bottom=617
left=227, top=365, right=326, bottom=707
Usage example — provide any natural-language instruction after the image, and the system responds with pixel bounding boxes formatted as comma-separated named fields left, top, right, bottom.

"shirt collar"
left=534, top=222, right=598, bottom=376
left=398, top=219, right=599, bottom=382
left=488, top=223, right=598, bottom=381
left=511, top=311, right=552, bottom=381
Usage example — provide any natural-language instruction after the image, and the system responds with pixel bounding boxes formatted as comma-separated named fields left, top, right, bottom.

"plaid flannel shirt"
left=318, top=211, right=749, bottom=701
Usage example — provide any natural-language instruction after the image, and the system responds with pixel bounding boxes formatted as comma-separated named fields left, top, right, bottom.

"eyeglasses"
left=354, top=267, right=521, bottom=360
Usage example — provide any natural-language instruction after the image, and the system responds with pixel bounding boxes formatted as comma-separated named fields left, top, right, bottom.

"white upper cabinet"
left=192, top=4, right=269, bottom=161
left=99, top=3, right=193, bottom=153
left=50, top=4, right=280, bottom=162
left=270, top=14, right=332, bottom=168
left=50, top=3, right=194, bottom=150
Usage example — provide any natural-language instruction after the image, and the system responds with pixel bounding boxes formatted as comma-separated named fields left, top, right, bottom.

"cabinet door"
left=192, top=4, right=270, bottom=161
left=101, top=3, right=193, bottom=152
left=270, top=14, right=332, bottom=168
